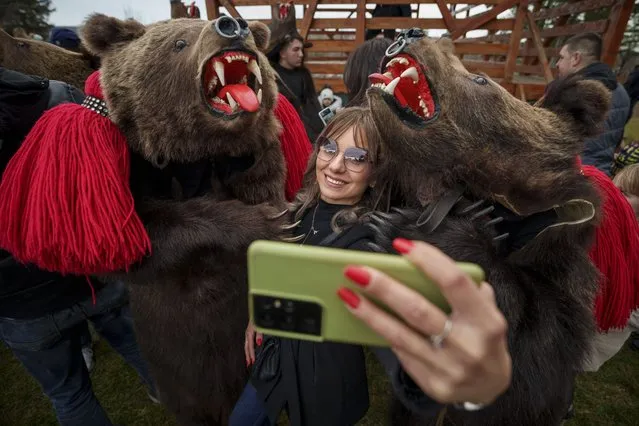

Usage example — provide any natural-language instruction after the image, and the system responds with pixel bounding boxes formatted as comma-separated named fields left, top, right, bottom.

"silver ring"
left=430, top=318, right=452, bottom=349
left=385, top=38, right=406, bottom=57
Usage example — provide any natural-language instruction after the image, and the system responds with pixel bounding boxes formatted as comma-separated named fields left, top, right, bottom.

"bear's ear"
left=539, top=74, right=611, bottom=138
left=249, top=21, right=270, bottom=53
left=81, top=14, right=145, bottom=57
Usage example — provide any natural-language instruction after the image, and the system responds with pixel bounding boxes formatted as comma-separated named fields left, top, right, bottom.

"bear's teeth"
left=257, top=88, right=262, bottom=104
left=248, top=59, right=262, bottom=85
left=214, top=61, right=226, bottom=86
left=226, top=93, right=238, bottom=110
left=399, top=58, right=409, bottom=65
left=400, top=67, right=418, bottom=83
left=384, top=77, right=401, bottom=95
left=383, top=72, right=393, bottom=79
left=240, top=75, right=248, bottom=84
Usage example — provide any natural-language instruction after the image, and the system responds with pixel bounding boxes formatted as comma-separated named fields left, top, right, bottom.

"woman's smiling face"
left=316, top=126, right=372, bottom=205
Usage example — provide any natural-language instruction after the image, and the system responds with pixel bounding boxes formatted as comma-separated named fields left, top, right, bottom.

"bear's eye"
left=17, top=41, right=28, bottom=49
left=473, top=76, right=488, bottom=85
left=174, top=40, right=188, bottom=51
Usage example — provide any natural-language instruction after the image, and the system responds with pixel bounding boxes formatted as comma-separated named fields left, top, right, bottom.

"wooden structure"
left=201, top=0, right=634, bottom=100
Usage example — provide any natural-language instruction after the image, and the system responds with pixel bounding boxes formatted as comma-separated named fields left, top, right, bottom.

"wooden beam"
left=602, top=0, right=635, bottom=66
left=451, top=0, right=519, bottom=39
left=306, top=39, right=358, bottom=52
left=532, top=0, right=616, bottom=20
left=520, top=46, right=560, bottom=57
left=314, top=79, right=346, bottom=93
left=517, top=84, right=527, bottom=102
left=453, top=42, right=510, bottom=56
left=435, top=0, right=457, bottom=33
left=525, top=10, right=553, bottom=83
left=504, top=0, right=527, bottom=82
left=257, top=17, right=515, bottom=31
left=522, top=19, right=609, bottom=39
left=300, top=0, right=319, bottom=40
left=355, top=1, right=366, bottom=44
left=219, top=0, right=242, bottom=18
left=233, top=0, right=505, bottom=5
left=204, top=0, right=220, bottom=20
left=306, top=62, right=347, bottom=74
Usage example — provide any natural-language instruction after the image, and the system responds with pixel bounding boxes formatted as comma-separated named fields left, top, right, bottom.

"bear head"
left=0, top=29, right=98, bottom=90
left=82, top=15, right=280, bottom=168
left=367, top=30, right=610, bottom=215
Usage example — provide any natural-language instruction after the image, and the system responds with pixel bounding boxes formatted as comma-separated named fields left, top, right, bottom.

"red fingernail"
left=344, top=266, right=371, bottom=287
left=337, top=287, right=360, bottom=308
left=257, top=337, right=262, bottom=346
left=393, top=238, right=414, bottom=254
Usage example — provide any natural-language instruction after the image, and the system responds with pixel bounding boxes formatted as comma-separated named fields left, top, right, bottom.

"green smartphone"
left=247, top=240, right=485, bottom=347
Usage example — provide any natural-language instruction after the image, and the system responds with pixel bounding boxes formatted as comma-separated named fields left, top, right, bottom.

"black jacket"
left=579, top=62, right=631, bottom=176
left=251, top=201, right=441, bottom=425
left=0, top=68, right=96, bottom=318
left=624, top=67, right=639, bottom=122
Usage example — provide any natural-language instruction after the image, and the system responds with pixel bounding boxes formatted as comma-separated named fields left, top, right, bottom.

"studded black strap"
left=81, top=96, right=109, bottom=117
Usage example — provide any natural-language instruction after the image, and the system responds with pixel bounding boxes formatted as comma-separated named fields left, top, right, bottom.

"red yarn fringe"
left=274, top=94, right=312, bottom=201
left=0, top=72, right=150, bottom=275
left=584, top=165, right=639, bottom=331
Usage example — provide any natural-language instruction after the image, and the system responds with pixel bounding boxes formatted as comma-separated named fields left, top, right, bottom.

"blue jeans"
left=229, top=383, right=273, bottom=426
left=0, top=281, right=156, bottom=426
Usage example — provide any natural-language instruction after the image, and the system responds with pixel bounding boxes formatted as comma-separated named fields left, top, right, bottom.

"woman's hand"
left=244, top=320, right=263, bottom=367
left=338, top=239, right=511, bottom=406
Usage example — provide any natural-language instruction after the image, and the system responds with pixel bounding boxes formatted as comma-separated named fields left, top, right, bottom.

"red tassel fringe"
left=0, top=71, right=151, bottom=275
left=583, top=165, right=639, bottom=331
left=274, top=94, right=312, bottom=201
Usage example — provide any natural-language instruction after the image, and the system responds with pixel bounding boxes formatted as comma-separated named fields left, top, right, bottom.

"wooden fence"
left=200, top=0, right=634, bottom=101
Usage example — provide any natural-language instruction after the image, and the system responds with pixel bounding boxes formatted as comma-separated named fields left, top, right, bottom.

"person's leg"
left=79, top=321, right=95, bottom=372
left=229, top=383, right=273, bottom=426
left=0, top=315, right=112, bottom=426
left=84, top=283, right=157, bottom=399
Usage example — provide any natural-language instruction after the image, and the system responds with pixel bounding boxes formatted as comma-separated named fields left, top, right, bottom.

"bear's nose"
left=215, top=16, right=242, bottom=39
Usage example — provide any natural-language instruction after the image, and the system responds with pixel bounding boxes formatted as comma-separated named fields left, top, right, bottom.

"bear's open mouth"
left=201, top=50, right=262, bottom=116
left=368, top=53, right=438, bottom=125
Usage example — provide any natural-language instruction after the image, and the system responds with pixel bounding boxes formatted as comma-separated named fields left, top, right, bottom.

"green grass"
left=1, top=339, right=638, bottom=425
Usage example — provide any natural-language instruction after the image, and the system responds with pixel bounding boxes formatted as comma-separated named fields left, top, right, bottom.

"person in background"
left=49, top=27, right=82, bottom=52
left=556, top=33, right=630, bottom=176
left=317, top=86, right=343, bottom=113
left=612, top=164, right=639, bottom=351
left=343, top=37, right=392, bottom=107
left=0, top=67, right=158, bottom=426
left=365, top=5, right=412, bottom=41
left=624, top=65, right=639, bottom=122
left=267, top=30, right=323, bottom=142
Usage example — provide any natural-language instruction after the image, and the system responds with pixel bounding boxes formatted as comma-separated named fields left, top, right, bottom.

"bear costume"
left=364, top=31, right=610, bottom=425
left=0, top=15, right=311, bottom=426
left=0, top=28, right=98, bottom=90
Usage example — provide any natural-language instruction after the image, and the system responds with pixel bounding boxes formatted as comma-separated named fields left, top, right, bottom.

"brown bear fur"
left=82, top=15, right=287, bottom=425
left=366, top=36, right=609, bottom=425
left=0, top=29, right=97, bottom=89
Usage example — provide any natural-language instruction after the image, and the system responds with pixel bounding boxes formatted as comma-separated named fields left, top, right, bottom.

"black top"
left=251, top=199, right=372, bottom=426
left=0, top=68, right=100, bottom=318
left=251, top=200, right=442, bottom=424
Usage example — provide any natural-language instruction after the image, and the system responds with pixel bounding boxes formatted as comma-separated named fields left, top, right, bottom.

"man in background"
left=556, top=33, right=630, bottom=176
left=268, top=31, right=323, bottom=142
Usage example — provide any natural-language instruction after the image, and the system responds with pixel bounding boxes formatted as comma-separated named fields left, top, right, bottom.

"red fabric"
left=274, top=93, right=312, bottom=201
left=583, top=165, right=639, bottom=331
left=0, top=71, right=151, bottom=275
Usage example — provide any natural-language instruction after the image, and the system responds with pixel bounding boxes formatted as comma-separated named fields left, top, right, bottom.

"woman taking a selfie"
left=230, top=107, right=511, bottom=426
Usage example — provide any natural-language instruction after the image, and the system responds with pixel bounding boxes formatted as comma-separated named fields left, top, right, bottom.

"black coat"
left=251, top=201, right=443, bottom=425
left=251, top=201, right=371, bottom=425
left=578, top=62, right=630, bottom=176
left=0, top=68, right=94, bottom=318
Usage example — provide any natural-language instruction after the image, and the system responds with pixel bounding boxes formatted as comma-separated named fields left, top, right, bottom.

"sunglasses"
left=317, top=137, right=370, bottom=173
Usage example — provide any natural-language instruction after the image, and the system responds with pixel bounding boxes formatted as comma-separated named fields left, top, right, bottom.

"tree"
left=0, top=0, right=55, bottom=38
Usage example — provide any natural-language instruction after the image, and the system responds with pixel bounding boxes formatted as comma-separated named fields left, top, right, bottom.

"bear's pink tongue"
left=218, top=85, right=259, bottom=112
